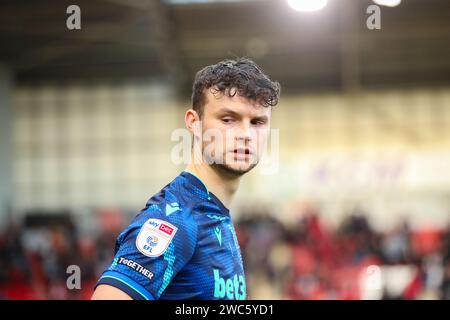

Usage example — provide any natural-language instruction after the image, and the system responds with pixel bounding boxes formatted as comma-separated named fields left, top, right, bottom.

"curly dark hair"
left=191, top=58, right=281, bottom=118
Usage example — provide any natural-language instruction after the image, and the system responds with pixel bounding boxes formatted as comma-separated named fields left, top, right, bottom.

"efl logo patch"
left=136, top=218, right=178, bottom=257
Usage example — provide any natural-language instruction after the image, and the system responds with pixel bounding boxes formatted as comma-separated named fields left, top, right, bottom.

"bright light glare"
left=287, top=0, right=328, bottom=12
left=372, top=0, right=401, bottom=7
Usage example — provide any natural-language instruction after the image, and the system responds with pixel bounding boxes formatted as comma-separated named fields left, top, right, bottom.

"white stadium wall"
left=12, top=82, right=450, bottom=230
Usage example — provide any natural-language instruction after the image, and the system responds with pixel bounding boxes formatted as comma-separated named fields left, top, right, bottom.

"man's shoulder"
left=118, top=173, right=202, bottom=241
left=134, top=187, right=198, bottom=233
left=115, top=191, right=198, bottom=254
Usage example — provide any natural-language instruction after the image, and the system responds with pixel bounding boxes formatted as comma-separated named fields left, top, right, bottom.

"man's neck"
left=185, top=163, right=240, bottom=209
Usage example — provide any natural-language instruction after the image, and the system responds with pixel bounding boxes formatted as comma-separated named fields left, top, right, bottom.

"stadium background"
left=0, top=0, right=449, bottom=299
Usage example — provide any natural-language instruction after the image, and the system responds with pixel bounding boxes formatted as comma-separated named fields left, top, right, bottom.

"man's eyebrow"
left=216, top=108, right=269, bottom=121
left=216, top=108, right=241, bottom=117
left=252, top=115, right=269, bottom=122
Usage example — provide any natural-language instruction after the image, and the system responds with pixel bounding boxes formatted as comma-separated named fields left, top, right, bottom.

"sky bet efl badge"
left=136, top=218, right=178, bottom=257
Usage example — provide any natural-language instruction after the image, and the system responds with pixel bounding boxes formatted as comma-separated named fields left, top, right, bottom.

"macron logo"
left=165, top=202, right=180, bottom=216
left=214, top=226, right=222, bottom=246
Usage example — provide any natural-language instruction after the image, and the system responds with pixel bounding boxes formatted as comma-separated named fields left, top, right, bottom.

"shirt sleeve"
left=95, top=203, right=198, bottom=300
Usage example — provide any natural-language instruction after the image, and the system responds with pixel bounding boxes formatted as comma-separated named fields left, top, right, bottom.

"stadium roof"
left=1, top=0, right=449, bottom=93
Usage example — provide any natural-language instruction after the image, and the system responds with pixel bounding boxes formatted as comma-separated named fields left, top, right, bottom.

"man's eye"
left=252, top=120, right=266, bottom=125
left=222, top=118, right=234, bottom=123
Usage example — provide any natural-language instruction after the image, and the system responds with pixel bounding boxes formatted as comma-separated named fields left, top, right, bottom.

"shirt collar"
left=180, top=171, right=230, bottom=216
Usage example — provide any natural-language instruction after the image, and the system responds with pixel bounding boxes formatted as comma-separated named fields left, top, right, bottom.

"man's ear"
left=185, top=108, right=201, bottom=138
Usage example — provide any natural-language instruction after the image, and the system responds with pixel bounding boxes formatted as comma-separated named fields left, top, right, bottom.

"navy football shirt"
left=95, top=171, right=247, bottom=300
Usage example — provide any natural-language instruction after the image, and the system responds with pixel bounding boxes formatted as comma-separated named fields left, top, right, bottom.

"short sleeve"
left=95, top=203, right=198, bottom=300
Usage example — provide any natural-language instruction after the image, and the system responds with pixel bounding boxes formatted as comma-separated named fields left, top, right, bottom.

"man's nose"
left=235, top=121, right=253, bottom=142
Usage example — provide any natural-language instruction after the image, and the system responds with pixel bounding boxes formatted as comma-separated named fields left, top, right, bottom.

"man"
left=92, top=58, right=280, bottom=300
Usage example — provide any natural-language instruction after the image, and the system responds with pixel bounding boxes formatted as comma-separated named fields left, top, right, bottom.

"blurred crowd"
left=0, top=206, right=449, bottom=300
left=237, top=207, right=450, bottom=300
left=0, top=211, right=120, bottom=299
